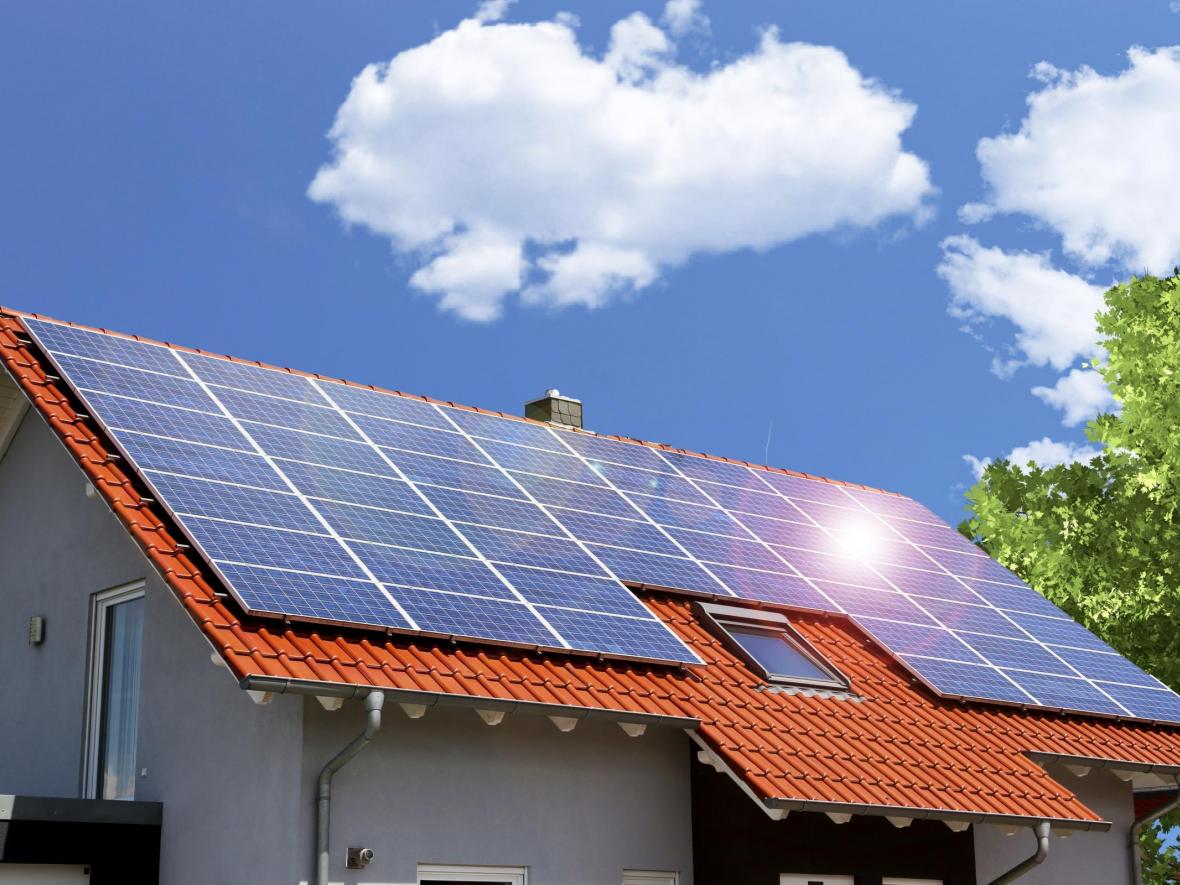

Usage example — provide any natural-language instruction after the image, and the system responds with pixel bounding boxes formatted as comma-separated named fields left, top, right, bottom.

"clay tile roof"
left=5, top=308, right=1180, bottom=829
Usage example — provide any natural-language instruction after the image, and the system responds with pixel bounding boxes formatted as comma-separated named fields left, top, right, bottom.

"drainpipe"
left=986, top=821, right=1051, bottom=885
left=1130, top=776, right=1180, bottom=885
left=316, top=690, right=384, bottom=885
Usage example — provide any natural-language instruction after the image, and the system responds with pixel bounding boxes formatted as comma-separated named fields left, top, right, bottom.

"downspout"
left=986, top=820, right=1051, bottom=885
left=1130, top=776, right=1180, bottom=885
left=316, top=690, right=384, bottom=885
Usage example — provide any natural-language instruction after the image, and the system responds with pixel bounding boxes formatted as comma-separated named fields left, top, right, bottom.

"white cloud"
left=964, top=437, right=1100, bottom=479
left=662, top=0, right=709, bottom=37
left=473, top=0, right=514, bottom=24
left=937, top=235, right=1106, bottom=375
left=309, top=12, right=933, bottom=320
left=964, top=47, right=1180, bottom=273
left=1031, top=367, right=1116, bottom=427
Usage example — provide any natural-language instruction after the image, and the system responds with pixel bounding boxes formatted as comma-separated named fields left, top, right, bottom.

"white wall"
left=974, top=764, right=1134, bottom=885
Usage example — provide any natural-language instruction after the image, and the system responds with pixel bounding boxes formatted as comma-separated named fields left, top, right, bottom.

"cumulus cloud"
left=473, top=0, right=514, bottom=24
left=1031, top=367, right=1117, bottom=427
left=937, top=235, right=1106, bottom=376
left=964, top=437, right=1101, bottom=479
left=662, top=0, right=709, bottom=36
left=309, top=9, right=934, bottom=320
left=962, top=47, right=1180, bottom=273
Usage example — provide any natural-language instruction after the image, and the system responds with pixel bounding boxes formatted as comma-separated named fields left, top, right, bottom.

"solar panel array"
left=23, top=317, right=1180, bottom=723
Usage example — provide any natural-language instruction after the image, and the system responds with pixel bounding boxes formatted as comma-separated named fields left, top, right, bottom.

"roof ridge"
left=0, top=305, right=905, bottom=498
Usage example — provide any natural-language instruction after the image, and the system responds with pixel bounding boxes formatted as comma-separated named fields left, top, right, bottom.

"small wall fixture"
left=28, top=616, right=45, bottom=646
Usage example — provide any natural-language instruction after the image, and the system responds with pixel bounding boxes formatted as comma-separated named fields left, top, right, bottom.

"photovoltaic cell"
left=30, top=317, right=1180, bottom=716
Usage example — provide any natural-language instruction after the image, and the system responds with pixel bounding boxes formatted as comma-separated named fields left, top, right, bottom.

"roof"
left=4, top=307, right=1180, bottom=830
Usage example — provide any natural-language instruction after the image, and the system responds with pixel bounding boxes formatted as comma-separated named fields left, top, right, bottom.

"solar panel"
left=23, top=316, right=1180, bottom=722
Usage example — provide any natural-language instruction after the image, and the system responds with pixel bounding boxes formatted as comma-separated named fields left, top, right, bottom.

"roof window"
left=699, top=602, right=848, bottom=690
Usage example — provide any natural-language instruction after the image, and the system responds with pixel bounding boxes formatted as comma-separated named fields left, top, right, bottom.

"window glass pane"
left=725, top=623, right=833, bottom=682
left=97, top=595, right=143, bottom=800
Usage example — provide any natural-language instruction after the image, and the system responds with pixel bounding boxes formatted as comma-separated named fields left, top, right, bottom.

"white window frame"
left=82, top=581, right=145, bottom=799
left=417, top=864, right=528, bottom=884
left=623, top=871, right=679, bottom=885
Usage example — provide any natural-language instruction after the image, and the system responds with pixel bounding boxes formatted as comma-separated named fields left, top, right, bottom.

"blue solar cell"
left=118, top=432, right=287, bottom=491
left=147, top=473, right=323, bottom=534
left=352, top=542, right=516, bottom=599
left=314, top=499, right=470, bottom=555
left=458, top=524, right=606, bottom=575
left=323, top=383, right=451, bottom=429
left=863, top=540, right=942, bottom=572
left=661, top=451, right=766, bottom=490
left=870, top=564, right=980, bottom=603
left=390, top=586, right=560, bottom=646
left=899, top=656, right=1034, bottom=704
left=496, top=565, right=652, bottom=617
left=923, top=547, right=1024, bottom=585
left=771, top=546, right=886, bottom=589
left=84, top=392, right=249, bottom=450
left=856, top=618, right=985, bottom=663
left=558, top=431, right=670, bottom=472
left=1011, top=612, right=1116, bottom=653
left=1052, top=647, right=1162, bottom=688
left=216, top=386, right=359, bottom=439
left=587, top=544, right=728, bottom=595
left=960, top=634, right=1075, bottom=675
left=707, top=565, right=827, bottom=609
left=1097, top=683, right=1180, bottom=721
left=512, top=473, right=635, bottom=517
left=56, top=355, right=217, bottom=412
left=916, top=598, right=1024, bottom=638
left=626, top=493, right=752, bottom=538
left=756, top=472, right=862, bottom=508
left=421, top=486, right=562, bottom=536
left=216, top=563, right=410, bottom=627
left=549, top=508, right=681, bottom=556
left=180, top=352, right=322, bottom=404
left=787, top=497, right=874, bottom=533
left=189, top=516, right=365, bottom=578
left=244, top=422, right=393, bottom=476
left=278, top=460, right=431, bottom=515
left=1004, top=671, right=1127, bottom=716
left=817, top=583, right=936, bottom=625
left=843, top=488, right=943, bottom=524
left=446, top=407, right=565, bottom=451
left=695, top=481, right=795, bottom=519
left=591, top=462, right=710, bottom=504
left=391, top=450, right=524, bottom=498
left=959, top=579, right=1066, bottom=618
left=884, top=517, right=984, bottom=555
left=665, top=528, right=791, bottom=574
left=481, top=439, right=605, bottom=485
left=354, top=414, right=490, bottom=464
left=537, top=606, right=691, bottom=661
left=738, top=514, right=831, bottom=550
left=27, top=319, right=189, bottom=377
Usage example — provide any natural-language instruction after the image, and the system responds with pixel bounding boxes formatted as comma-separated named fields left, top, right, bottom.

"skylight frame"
left=697, top=601, right=850, bottom=690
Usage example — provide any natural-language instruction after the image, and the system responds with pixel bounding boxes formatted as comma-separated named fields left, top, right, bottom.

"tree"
left=960, top=271, right=1180, bottom=884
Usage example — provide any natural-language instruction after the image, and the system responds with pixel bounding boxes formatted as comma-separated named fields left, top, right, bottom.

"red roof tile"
left=5, top=309, right=1180, bottom=829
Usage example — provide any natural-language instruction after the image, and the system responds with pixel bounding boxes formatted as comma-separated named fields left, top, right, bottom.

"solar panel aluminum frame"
left=696, top=601, right=852, bottom=692
left=20, top=320, right=704, bottom=668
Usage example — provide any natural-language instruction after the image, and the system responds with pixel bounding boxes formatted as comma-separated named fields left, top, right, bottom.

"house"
left=1, top=306, right=1179, bottom=885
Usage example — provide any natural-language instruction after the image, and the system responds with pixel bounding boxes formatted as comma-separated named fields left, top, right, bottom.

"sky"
left=2, top=0, right=1179, bottom=526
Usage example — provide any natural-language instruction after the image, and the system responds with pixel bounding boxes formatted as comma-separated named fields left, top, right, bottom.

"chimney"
left=525, top=389, right=582, bottom=429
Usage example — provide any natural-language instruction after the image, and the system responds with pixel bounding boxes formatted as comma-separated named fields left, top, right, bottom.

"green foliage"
left=960, top=272, right=1180, bottom=884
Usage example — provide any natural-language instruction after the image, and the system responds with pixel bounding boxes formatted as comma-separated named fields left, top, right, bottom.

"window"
left=83, top=583, right=145, bottom=800
left=418, top=864, right=527, bottom=885
left=699, top=602, right=847, bottom=689
left=623, top=872, right=678, bottom=885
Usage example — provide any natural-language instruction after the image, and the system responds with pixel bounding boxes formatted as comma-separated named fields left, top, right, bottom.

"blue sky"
left=3, top=0, right=1179, bottom=525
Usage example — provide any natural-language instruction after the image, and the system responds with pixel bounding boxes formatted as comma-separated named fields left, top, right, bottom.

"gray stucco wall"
left=973, top=764, right=1134, bottom=885
left=0, top=409, right=697, bottom=885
